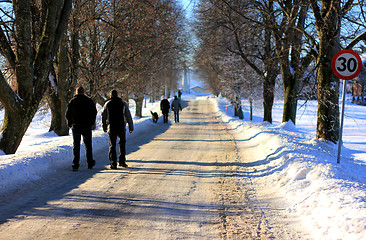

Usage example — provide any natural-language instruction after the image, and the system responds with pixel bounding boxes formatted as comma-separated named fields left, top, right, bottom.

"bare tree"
left=222, top=0, right=313, bottom=124
left=309, top=0, right=366, bottom=142
left=77, top=0, right=116, bottom=104
left=0, top=0, right=72, bottom=154
left=110, top=0, right=188, bottom=117
left=47, top=31, right=73, bottom=136
left=263, top=0, right=314, bottom=124
left=47, top=0, right=85, bottom=136
left=194, top=0, right=279, bottom=122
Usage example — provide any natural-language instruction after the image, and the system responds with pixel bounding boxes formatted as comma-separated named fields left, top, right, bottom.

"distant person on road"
left=178, top=90, right=182, bottom=100
left=102, top=90, right=134, bottom=169
left=171, top=96, right=182, bottom=123
left=66, top=86, right=97, bottom=171
left=160, top=97, right=170, bottom=123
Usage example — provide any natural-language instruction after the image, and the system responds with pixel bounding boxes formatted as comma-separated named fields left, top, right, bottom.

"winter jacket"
left=102, top=97, right=134, bottom=133
left=160, top=99, right=170, bottom=114
left=66, top=94, right=97, bottom=130
left=171, top=99, right=182, bottom=112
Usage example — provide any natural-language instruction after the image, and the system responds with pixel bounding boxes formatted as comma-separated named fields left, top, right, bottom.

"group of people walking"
left=65, top=86, right=183, bottom=171
left=66, top=87, right=133, bottom=171
left=160, top=95, right=182, bottom=123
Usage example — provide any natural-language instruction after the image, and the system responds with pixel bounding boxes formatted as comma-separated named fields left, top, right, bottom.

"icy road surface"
left=0, top=100, right=308, bottom=239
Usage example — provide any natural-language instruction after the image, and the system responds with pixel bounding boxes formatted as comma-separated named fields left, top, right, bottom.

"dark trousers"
left=174, top=110, right=180, bottom=123
left=72, top=128, right=93, bottom=168
left=163, top=113, right=169, bottom=123
left=108, top=129, right=126, bottom=166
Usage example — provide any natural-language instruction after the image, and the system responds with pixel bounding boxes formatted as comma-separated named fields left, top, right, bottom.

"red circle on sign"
left=331, top=49, right=362, bottom=80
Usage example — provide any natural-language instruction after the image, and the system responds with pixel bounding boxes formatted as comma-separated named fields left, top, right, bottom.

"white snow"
left=1, top=92, right=366, bottom=239
left=211, top=95, right=366, bottom=240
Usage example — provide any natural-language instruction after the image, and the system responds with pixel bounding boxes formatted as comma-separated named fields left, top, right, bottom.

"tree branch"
left=346, top=30, right=366, bottom=49
left=52, top=0, right=72, bottom=56
left=0, top=71, right=21, bottom=112
left=309, top=0, right=322, bottom=25
left=342, top=0, right=356, bottom=16
left=0, top=26, right=16, bottom=69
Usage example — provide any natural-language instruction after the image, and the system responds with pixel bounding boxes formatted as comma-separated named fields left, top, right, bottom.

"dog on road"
left=150, top=111, right=158, bottom=123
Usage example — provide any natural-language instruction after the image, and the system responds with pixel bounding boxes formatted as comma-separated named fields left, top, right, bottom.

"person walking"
left=160, top=97, right=170, bottom=123
left=66, top=86, right=97, bottom=171
left=171, top=96, right=182, bottom=123
left=102, top=90, right=134, bottom=169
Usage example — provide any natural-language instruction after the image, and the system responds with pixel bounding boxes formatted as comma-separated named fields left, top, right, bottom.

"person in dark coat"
left=171, top=96, right=182, bottom=123
left=160, top=97, right=170, bottom=123
left=102, top=90, right=134, bottom=169
left=66, top=86, right=97, bottom=171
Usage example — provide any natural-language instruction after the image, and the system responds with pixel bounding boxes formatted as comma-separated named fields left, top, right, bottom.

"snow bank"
left=211, top=96, right=366, bottom=240
left=0, top=100, right=161, bottom=195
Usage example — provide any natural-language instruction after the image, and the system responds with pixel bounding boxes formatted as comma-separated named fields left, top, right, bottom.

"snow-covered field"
left=1, top=92, right=366, bottom=239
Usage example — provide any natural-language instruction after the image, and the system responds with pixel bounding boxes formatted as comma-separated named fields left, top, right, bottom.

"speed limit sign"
left=332, top=49, right=363, bottom=164
left=331, top=49, right=362, bottom=80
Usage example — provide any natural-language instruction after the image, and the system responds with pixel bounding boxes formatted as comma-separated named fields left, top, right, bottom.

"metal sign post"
left=331, top=49, right=362, bottom=164
left=337, top=80, right=347, bottom=164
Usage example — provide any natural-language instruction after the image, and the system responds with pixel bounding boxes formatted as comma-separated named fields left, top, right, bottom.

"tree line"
left=193, top=0, right=366, bottom=143
left=0, top=0, right=189, bottom=154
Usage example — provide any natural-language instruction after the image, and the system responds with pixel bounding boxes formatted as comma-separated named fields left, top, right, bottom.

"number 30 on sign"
left=331, top=49, right=362, bottom=80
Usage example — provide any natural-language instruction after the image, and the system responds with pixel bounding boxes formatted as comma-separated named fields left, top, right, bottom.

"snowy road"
left=0, top=100, right=306, bottom=239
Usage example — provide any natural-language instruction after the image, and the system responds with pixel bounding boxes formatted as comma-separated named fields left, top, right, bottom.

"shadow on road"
left=0, top=115, right=173, bottom=225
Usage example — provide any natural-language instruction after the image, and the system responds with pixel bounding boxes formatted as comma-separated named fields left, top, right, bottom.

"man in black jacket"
left=66, top=87, right=97, bottom=171
left=160, top=97, right=170, bottom=123
left=102, top=90, right=134, bottom=169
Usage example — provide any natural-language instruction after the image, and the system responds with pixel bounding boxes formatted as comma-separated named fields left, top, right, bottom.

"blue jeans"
left=174, top=110, right=180, bottom=122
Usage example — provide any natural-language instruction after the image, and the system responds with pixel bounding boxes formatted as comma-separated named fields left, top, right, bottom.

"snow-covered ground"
left=212, top=95, right=366, bottom=240
left=0, top=92, right=366, bottom=239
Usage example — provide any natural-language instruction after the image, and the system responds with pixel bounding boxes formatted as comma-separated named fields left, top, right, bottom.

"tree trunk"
left=48, top=91, right=69, bottom=136
left=262, top=0, right=277, bottom=124
left=233, top=96, right=244, bottom=120
left=0, top=104, right=38, bottom=154
left=282, top=74, right=299, bottom=124
left=263, top=74, right=276, bottom=123
left=93, top=93, right=106, bottom=106
left=316, top=47, right=340, bottom=142
left=134, top=95, right=144, bottom=118
left=249, top=97, right=253, bottom=121
left=150, top=93, right=155, bottom=103
left=48, top=32, right=71, bottom=136
left=166, top=82, right=171, bottom=98
left=311, top=1, right=342, bottom=143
